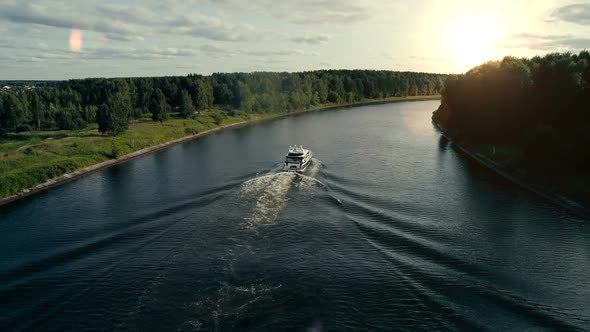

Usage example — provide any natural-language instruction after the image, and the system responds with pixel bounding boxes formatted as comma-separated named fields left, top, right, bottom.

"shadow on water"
left=437, top=135, right=449, bottom=151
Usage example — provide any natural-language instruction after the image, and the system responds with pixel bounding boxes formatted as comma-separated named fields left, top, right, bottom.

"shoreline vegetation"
left=1, top=70, right=448, bottom=203
left=433, top=51, right=590, bottom=218
left=0, top=95, right=440, bottom=207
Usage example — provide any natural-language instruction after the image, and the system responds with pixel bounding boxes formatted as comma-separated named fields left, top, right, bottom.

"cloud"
left=0, top=41, right=201, bottom=63
left=199, top=44, right=229, bottom=55
left=210, top=0, right=376, bottom=24
left=0, top=1, right=137, bottom=35
left=243, top=49, right=318, bottom=57
left=0, top=0, right=266, bottom=42
left=552, top=3, right=590, bottom=25
left=199, top=44, right=319, bottom=58
left=104, top=33, right=145, bottom=42
left=0, top=40, right=52, bottom=52
left=86, top=47, right=199, bottom=60
left=162, top=17, right=260, bottom=42
left=290, top=34, right=331, bottom=44
left=500, top=33, right=590, bottom=50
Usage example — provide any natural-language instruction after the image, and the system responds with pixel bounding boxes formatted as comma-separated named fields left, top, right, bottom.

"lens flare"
left=69, top=29, right=82, bottom=52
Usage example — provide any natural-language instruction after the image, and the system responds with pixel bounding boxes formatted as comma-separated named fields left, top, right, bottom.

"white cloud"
left=209, top=0, right=378, bottom=24
left=552, top=3, right=590, bottom=25
left=0, top=42, right=201, bottom=63
left=243, top=49, right=318, bottom=57
left=500, top=33, right=590, bottom=51
left=290, top=33, right=331, bottom=44
left=0, top=0, right=267, bottom=42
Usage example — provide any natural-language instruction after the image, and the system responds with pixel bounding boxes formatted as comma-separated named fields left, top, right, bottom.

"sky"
left=0, top=0, right=589, bottom=80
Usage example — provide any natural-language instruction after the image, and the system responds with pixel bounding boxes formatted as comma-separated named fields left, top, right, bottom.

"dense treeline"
left=0, top=70, right=445, bottom=136
left=433, top=51, right=590, bottom=169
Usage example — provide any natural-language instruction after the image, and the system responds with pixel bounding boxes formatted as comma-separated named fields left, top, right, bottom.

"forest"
left=0, top=70, right=446, bottom=136
left=433, top=51, right=590, bottom=169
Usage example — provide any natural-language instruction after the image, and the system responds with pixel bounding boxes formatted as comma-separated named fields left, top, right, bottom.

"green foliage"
left=194, top=79, right=214, bottom=110
left=209, top=111, right=227, bottom=125
left=184, top=127, right=198, bottom=135
left=0, top=117, right=235, bottom=197
left=0, top=70, right=445, bottom=135
left=56, top=103, right=87, bottom=130
left=96, top=89, right=130, bottom=136
left=179, top=89, right=195, bottom=118
left=110, top=140, right=125, bottom=159
left=433, top=51, right=590, bottom=198
left=327, top=91, right=340, bottom=103
left=82, top=105, right=97, bottom=123
left=96, top=103, right=110, bottom=134
left=151, top=88, right=171, bottom=122
left=0, top=70, right=446, bottom=199
left=16, top=124, right=33, bottom=133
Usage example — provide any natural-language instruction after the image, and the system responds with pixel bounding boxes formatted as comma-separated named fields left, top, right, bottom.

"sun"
left=449, top=16, right=500, bottom=70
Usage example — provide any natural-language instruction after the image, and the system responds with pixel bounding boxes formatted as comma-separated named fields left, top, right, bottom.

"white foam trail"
left=295, top=159, right=327, bottom=190
left=240, top=159, right=328, bottom=230
left=295, top=173, right=326, bottom=187
left=305, top=158, right=322, bottom=178
left=241, top=172, right=296, bottom=229
left=202, top=282, right=282, bottom=328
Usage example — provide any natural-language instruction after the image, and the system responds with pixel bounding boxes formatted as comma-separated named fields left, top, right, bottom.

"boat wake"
left=305, top=158, right=322, bottom=178
left=179, top=281, right=282, bottom=331
left=239, top=159, right=327, bottom=230
left=241, top=172, right=296, bottom=229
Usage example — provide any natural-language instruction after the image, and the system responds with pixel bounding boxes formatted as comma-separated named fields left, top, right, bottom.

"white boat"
left=283, top=145, right=313, bottom=173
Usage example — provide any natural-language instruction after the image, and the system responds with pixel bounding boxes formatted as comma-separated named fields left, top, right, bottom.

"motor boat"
left=283, top=145, right=312, bottom=173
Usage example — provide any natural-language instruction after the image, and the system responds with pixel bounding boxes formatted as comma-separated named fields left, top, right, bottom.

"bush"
left=110, top=141, right=125, bottom=159
left=210, top=111, right=227, bottom=125
left=224, top=108, right=237, bottom=117
left=184, top=128, right=198, bottom=135
left=327, top=91, right=340, bottom=103
left=16, top=124, right=33, bottom=133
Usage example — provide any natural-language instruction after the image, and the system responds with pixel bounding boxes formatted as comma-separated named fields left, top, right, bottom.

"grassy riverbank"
left=0, top=96, right=439, bottom=200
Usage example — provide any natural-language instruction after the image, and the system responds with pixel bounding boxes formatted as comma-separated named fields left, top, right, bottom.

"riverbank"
left=0, top=96, right=440, bottom=207
left=434, top=124, right=590, bottom=219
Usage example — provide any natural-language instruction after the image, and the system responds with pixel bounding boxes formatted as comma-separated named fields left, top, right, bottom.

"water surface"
left=1, top=101, right=589, bottom=331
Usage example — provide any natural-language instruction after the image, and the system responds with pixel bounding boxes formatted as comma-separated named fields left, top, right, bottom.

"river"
left=1, top=100, right=589, bottom=331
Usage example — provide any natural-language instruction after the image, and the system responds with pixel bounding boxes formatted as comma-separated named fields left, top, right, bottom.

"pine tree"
left=96, top=103, right=110, bottom=134
left=151, top=88, right=170, bottom=122
left=179, top=89, right=195, bottom=118
left=97, top=90, right=130, bottom=136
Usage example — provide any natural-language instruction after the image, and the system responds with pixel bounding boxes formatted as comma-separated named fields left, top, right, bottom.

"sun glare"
left=449, top=16, right=499, bottom=70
